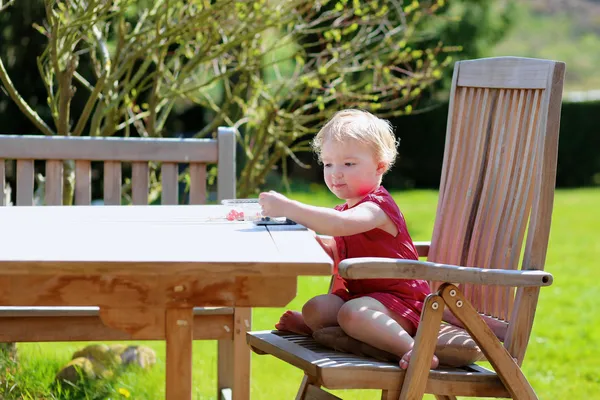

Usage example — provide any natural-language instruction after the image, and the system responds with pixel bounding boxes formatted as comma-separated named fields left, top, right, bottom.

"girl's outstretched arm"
left=259, top=190, right=387, bottom=236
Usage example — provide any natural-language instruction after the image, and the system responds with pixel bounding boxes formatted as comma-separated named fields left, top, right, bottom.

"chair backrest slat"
left=74, top=160, right=92, bottom=205
left=189, top=163, right=207, bottom=205
left=161, top=162, right=179, bottom=205
left=103, top=161, right=122, bottom=205
left=1, top=128, right=235, bottom=208
left=427, top=57, right=565, bottom=360
left=131, top=162, right=149, bottom=206
left=45, top=160, right=63, bottom=206
left=16, top=160, right=34, bottom=206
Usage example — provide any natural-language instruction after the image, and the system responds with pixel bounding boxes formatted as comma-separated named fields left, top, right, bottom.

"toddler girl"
left=258, top=109, right=437, bottom=369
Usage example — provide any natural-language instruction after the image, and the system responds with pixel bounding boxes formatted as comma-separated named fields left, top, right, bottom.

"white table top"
left=0, top=205, right=333, bottom=276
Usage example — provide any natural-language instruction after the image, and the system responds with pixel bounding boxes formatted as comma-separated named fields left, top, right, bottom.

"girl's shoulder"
left=334, top=186, right=398, bottom=212
left=360, top=186, right=397, bottom=210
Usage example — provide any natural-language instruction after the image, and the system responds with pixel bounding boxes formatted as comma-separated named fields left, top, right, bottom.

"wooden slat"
left=0, top=313, right=232, bottom=342
left=74, top=160, right=92, bottom=205
left=503, top=90, right=543, bottom=320
left=480, top=89, right=521, bottom=316
left=457, top=57, right=552, bottom=89
left=469, top=89, right=510, bottom=313
left=0, top=159, right=5, bottom=206
left=0, top=306, right=233, bottom=318
left=132, top=162, right=149, bottom=205
left=217, top=127, right=236, bottom=201
left=443, top=87, right=475, bottom=266
left=0, top=135, right=218, bottom=163
left=103, top=161, right=121, bottom=205
left=166, top=307, right=193, bottom=400
left=492, top=89, right=540, bottom=320
left=432, top=65, right=460, bottom=236
left=45, top=160, right=63, bottom=206
left=161, top=162, right=179, bottom=205
left=16, top=159, right=34, bottom=206
left=189, top=163, right=207, bottom=205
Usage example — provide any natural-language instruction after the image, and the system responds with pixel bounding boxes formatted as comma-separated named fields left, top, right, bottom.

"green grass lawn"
left=2, top=187, right=599, bottom=399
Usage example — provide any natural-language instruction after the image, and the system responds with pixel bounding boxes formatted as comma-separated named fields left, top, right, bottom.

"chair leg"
left=434, top=396, right=457, bottom=400
left=296, top=374, right=315, bottom=400
left=439, top=284, right=538, bottom=400
left=217, top=307, right=252, bottom=400
left=381, top=390, right=401, bottom=399
left=399, top=294, right=444, bottom=400
left=296, top=374, right=342, bottom=400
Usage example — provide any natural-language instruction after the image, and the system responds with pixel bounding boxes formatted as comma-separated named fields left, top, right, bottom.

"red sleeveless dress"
left=331, top=186, right=431, bottom=329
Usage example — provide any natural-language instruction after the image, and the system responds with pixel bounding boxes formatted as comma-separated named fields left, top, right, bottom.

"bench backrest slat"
left=45, top=160, right=63, bottom=206
left=16, top=160, right=34, bottom=206
left=161, top=163, right=179, bottom=205
left=74, top=160, right=92, bottom=205
left=0, top=160, right=5, bottom=206
left=103, top=161, right=122, bottom=206
left=0, top=127, right=236, bottom=206
left=131, top=162, right=149, bottom=206
left=0, top=136, right=218, bottom=162
left=189, top=163, right=207, bottom=205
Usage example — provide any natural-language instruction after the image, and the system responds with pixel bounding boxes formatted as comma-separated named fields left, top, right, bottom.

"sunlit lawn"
left=2, top=187, right=599, bottom=399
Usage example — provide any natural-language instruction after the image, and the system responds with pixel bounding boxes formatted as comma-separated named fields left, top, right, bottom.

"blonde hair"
left=312, top=109, right=399, bottom=171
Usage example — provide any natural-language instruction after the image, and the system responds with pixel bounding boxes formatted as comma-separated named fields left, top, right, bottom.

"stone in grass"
left=55, top=357, right=97, bottom=384
left=119, top=345, right=157, bottom=369
left=56, top=344, right=156, bottom=384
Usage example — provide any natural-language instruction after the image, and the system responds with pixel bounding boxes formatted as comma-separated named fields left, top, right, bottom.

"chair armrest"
left=338, top=258, right=552, bottom=287
left=414, top=241, right=430, bottom=257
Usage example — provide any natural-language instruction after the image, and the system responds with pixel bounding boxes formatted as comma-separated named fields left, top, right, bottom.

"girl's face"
left=321, top=138, right=387, bottom=207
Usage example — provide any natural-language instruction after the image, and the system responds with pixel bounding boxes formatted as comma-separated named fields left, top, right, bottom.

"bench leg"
left=218, top=307, right=251, bottom=400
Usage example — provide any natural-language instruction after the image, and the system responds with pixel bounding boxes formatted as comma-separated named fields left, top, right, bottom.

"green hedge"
left=290, top=100, right=600, bottom=189
left=383, top=100, right=600, bottom=189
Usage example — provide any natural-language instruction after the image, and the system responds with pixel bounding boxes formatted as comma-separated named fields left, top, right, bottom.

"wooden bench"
left=0, top=127, right=250, bottom=400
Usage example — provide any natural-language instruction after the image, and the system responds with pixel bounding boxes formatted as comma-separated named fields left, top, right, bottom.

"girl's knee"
left=302, top=294, right=343, bottom=331
left=337, top=300, right=363, bottom=332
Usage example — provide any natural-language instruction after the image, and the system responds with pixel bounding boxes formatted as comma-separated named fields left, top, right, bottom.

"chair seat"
left=0, top=306, right=234, bottom=317
left=247, top=330, right=511, bottom=397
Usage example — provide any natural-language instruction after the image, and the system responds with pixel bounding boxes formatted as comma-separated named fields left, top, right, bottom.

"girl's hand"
left=258, top=190, right=292, bottom=217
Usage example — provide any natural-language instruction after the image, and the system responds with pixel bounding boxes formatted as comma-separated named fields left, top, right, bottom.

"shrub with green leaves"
left=0, top=0, right=454, bottom=199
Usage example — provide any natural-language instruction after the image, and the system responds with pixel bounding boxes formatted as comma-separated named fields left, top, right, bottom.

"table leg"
left=166, top=307, right=194, bottom=400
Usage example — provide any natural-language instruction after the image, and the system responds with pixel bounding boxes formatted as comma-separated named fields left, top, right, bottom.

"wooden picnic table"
left=0, top=205, right=333, bottom=399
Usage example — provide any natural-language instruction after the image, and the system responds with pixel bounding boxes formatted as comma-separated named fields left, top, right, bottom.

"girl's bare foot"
left=399, top=350, right=439, bottom=370
left=275, top=310, right=313, bottom=335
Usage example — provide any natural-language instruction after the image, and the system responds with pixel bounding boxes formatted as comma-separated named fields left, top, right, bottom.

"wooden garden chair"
left=246, top=56, right=566, bottom=399
left=0, top=127, right=250, bottom=400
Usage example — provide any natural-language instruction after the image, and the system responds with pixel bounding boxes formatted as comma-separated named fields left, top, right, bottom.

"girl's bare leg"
left=337, top=297, right=439, bottom=369
left=276, top=294, right=344, bottom=335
